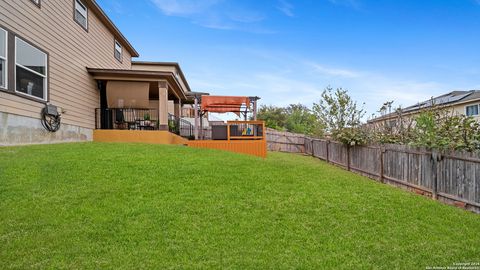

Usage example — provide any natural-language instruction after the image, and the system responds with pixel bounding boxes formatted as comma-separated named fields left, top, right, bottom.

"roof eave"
left=132, top=61, right=192, bottom=92
left=86, top=68, right=187, bottom=100
left=369, top=96, right=480, bottom=122
left=88, top=0, right=139, bottom=57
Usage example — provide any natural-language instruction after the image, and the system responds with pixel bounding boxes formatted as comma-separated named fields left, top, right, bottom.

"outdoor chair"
left=114, top=109, right=127, bottom=130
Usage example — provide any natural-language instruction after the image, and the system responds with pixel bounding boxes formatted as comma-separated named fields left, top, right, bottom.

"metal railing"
left=208, top=121, right=265, bottom=141
left=168, top=113, right=194, bottom=139
left=95, top=108, right=159, bottom=130
left=227, top=121, right=265, bottom=140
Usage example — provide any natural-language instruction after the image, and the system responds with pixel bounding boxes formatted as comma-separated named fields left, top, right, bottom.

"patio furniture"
left=114, top=109, right=128, bottom=130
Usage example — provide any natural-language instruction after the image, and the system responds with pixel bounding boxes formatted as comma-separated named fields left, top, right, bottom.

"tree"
left=284, top=104, right=324, bottom=137
left=256, top=104, right=324, bottom=137
left=312, top=87, right=366, bottom=144
left=372, top=101, right=415, bottom=144
left=410, top=105, right=480, bottom=151
left=257, top=105, right=288, bottom=131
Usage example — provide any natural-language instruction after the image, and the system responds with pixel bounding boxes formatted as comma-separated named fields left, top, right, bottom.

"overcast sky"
left=98, top=0, right=480, bottom=118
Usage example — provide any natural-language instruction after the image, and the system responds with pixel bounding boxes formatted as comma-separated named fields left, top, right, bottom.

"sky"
left=97, top=0, right=480, bottom=119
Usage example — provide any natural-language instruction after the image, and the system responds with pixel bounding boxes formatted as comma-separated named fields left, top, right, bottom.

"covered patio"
left=87, top=65, right=192, bottom=145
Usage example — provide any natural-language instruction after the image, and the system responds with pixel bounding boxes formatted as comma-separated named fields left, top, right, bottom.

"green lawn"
left=0, top=143, right=479, bottom=269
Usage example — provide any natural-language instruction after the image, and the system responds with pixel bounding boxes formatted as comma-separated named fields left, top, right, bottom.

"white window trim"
left=466, top=104, right=479, bottom=116
left=14, top=37, right=48, bottom=101
left=114, top=40, right=122, bottom=61
left=0, top=27, right=7, bottom=90
left=75, top=0, right=88, bottom=29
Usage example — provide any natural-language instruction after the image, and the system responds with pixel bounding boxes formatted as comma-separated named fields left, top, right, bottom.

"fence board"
left=312, top=140, right=328, bottom=160
left=266, top=128, right=306, bottom=153
left=350, top=146, right=381, bottom=178
left=329, top=142, right=348, bottom=167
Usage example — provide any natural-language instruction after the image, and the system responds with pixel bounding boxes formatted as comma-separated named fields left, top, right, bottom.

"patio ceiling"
left=86, top=68, right=188, bottom=100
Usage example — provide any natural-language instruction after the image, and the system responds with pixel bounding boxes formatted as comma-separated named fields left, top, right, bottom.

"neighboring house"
left=208, top=115, right=226, bottom=126
left=181, top=104, right=223, bottom=125
left=369, top=90, right=480, bottom=126
left=0, top=0, right=192, bottom=145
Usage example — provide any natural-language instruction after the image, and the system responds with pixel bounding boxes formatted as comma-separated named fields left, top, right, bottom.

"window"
left=114, top=40, right=122, bottom=62
left=388, top=120, right=397, bottom=128
left=0, top=27, right=6, bottom=89
left=15, top=37, right=48, bottom=100
left=466, top=104, right=479, bottom=116
left=74, top=0, right=88, bottom=30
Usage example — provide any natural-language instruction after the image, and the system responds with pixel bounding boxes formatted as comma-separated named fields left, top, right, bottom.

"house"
left=368, top=90, right=480, bottom=126
left=0, top=0, right=267, bottom=157
left=0, top=0, right=192, bottom=145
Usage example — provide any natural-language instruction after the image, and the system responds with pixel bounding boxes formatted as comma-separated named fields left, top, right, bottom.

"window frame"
left=14, top=36, right=48, bottom=102
left=465, top=104, right=479, bottom=117
left=114, top=40, right=123, bottom=62
left=0, top=27, right=7, bottom=90
left=74, top=0, right=88, bottom=31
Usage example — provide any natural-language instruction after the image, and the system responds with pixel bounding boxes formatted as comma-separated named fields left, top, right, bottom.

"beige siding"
left=0, top=0, right=133, bottom=129
left=452, top=101, right=480, bottom=121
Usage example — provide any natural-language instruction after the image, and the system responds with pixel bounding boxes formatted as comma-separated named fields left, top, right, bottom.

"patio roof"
left=183, top=91, right=210, bottom=105
left=86, top=68, right=188, bottom=100
left=132, top=61, right=192, bottom=92
left=201, top=96, right=251, bottom=114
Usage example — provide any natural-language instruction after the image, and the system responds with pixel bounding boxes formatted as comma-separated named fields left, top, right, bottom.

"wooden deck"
left=93, top=130, right=188, bottom=145
left=188, top=120, right=267, bottom=158
left=93, top=121, right=267, bottom=158
left=187, top=139, right=267, bottom=158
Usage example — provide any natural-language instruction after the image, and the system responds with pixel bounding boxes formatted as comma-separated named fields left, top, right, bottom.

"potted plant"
left=143, top=113, right=151, bottom=126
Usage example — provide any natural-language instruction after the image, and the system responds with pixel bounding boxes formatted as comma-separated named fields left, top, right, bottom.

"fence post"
left=326, top=140, right=330, bottom=163
left=311, top=139, right=315, bottom=157
left=380, top=146, right=385, bottom=183
left=347, top=145, right=351, bottom=171
left=431, top=151, right=439, bottom=200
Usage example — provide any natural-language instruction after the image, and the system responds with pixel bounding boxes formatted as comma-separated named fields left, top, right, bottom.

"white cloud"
left=149, top=0, right=271, bottom=32
left=357, top=77, right=444, bottom=113
left=327, top=0, right=361, bottom=9
left=150, top=0, right=221, bottom=16
left=254, top=73, right=325, bottom=105
left=307, top=62, right=361, bottom=78
left=277, top=0, right=295, bottom=17
left=227, top=7, right=265, bottom=23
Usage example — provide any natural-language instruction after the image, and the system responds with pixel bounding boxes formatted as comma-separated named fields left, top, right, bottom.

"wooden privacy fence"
left=305, top=138, right=480, bottom=213
left=266, top=128, right=306, bottom=153
left=267, top=129, right=480, bottom=213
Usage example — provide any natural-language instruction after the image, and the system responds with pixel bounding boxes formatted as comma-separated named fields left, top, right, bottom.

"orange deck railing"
left=187, top=120, right=267, bottom=158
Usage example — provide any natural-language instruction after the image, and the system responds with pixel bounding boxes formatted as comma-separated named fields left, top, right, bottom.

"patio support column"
left=253, top=99, right=258, bottom=120
left=158, top=81, right=169, bottom=130
left=194, top=96, right=199, bottom=140
left=251, top=96, right=260, bottom=120
left=174, top=99, right=181, bottom=118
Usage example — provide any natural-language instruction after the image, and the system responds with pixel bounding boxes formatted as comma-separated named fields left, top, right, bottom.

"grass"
left=0, top=143, right=479, bottom=269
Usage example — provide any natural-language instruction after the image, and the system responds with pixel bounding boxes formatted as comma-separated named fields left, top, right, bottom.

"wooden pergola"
left=186, top=94, right=261, bottom=140
left=185, top=94, right=266, bottom=158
